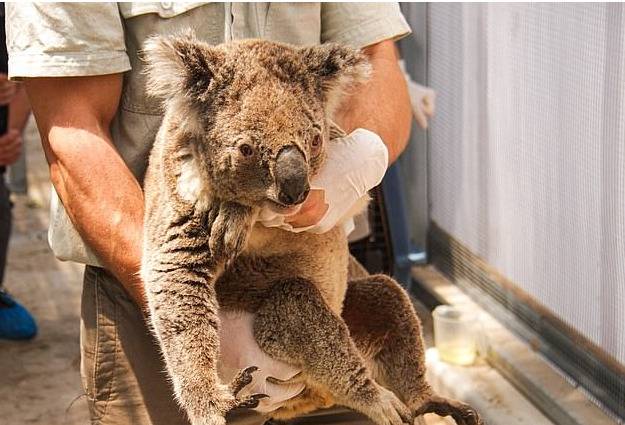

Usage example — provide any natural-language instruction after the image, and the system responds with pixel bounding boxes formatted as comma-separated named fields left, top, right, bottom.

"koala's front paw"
left=189, top=367, right=267, bottom=425
left=229, top=366, right=269, bottom=410
left=207, top=202, right=254, bottom=263
left=413, top=395, right=482, bottom=425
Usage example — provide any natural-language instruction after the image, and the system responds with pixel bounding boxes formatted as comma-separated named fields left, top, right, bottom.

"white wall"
left=428, top=3, right=625, bottom=366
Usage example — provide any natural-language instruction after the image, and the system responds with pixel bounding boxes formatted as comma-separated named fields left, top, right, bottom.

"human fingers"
left=0, top=150, right=20, bottom=166
left=0, top=130, right=21, bottom=150
left=284, top=189, right=328, bottom=228
left=422, top=89, right=436, bottom=117
left=0, top=79, right=17, bottom=105
left=413, top=102, right=429, bottom=130
left=0, top=142, right=21, bottom=165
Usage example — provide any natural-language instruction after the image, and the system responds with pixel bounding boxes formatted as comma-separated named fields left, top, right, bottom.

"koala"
left=141, top=34, right=482, bottom=425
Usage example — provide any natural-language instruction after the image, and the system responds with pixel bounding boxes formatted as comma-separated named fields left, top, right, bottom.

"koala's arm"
left=24, top=75, right=147, bottom=307
left=141, top=136, right=262, bottom=423
left=335, top=40, right=412, bottom=164
left=143, top=202, right=261, bottom=425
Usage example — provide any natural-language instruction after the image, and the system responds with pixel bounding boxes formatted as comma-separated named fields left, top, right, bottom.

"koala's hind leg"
left=253, top=278, right=412, bottom=425
left=342, top=275, right=482, bottom=425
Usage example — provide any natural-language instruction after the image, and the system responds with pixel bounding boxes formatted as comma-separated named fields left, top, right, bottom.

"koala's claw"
left=266, top=371, right=304, bottom=386
left=225, top=367, right=268, bottom=411
left=414, top=396, right=483, bottom=425
left=234, top=393, right=269, bottom=410
left=229, top=366, right=259, bottom=395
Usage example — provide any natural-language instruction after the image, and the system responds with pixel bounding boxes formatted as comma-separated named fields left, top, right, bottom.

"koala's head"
left=144, top=34, right=370, bottom=212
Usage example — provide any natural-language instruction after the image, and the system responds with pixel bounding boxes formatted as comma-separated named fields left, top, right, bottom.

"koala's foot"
left=254, top=278, right=411, bottom=425
left=413, top=395, right=482, bottom=425
left=229, top=366, right=269, bottom=409
left=359, top=385, right=412, bottom=425
left=188, top=367, right=267, bottom=425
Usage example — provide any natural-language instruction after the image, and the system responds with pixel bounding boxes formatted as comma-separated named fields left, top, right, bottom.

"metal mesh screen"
left=428, top=2, right=625, bottom=371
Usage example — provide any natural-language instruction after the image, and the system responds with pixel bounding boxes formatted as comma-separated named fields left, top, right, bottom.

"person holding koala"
left=7, top=3, right=434, bottom=425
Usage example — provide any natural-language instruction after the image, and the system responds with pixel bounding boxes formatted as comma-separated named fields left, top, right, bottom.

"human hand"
left=0, top=74, right=18, bottom=106
left=258, top=128, right=388, bottom=234
left=398, top=60, right=436, bottom=130
left=0, top=130, right=22, bottom=166
left=284, top=189, right=327, bottom=228
left=217, top=310, right=305, bottom=413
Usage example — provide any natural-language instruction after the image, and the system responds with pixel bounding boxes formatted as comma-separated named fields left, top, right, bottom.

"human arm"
left=24, top=75, right=147, bottom=308
left=0, top=74, right=29, bottom=165
left=285, top=40, right=412, bottom=228
left=335, top=40, right=412, bottom=163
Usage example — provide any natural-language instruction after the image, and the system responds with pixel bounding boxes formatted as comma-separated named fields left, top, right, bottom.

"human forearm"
left=47, top=127, right=146, bottom=306
left=335, top=41, right=412, bottom=163
left=24, top=75, right=147, bottom=308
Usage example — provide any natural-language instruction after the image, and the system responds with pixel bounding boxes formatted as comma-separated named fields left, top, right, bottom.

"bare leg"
left=253, top=278, right=411, bottom=425
left=342, top=275, right=482, bottom=425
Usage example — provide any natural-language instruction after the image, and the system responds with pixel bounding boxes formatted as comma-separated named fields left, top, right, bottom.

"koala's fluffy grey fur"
left=141, top=34, right=482, bottom=425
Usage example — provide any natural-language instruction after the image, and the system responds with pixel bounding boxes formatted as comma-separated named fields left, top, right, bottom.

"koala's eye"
left=239, top=144, right=254, bottom=157
left=311, top=135, right=322, bottom=156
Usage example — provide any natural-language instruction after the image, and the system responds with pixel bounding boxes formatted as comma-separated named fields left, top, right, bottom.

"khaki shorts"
left=80, top=266, right=266, bottom=425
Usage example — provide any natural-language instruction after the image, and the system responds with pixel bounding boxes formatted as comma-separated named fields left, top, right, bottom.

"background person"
left=0, top=4, right=36, bottom=341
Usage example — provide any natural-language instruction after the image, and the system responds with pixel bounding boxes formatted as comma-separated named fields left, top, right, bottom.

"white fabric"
left=429, top=3, right=625, bottom=366
left=399, top=59, right=436, bottom=130
left=259, top=128, right=389, bottom=235
left=217, top=311, right=305, bottom=413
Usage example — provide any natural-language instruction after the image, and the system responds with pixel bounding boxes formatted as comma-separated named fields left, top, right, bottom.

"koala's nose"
left=275, top=146, right=310, bottom=206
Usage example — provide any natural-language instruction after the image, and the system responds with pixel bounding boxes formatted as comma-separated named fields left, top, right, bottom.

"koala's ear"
left=300, top=43, right=371, bottom=113
left=143, top=33, right=226, bottom=102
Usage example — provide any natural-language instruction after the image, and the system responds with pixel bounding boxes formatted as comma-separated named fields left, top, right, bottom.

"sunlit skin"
left=0, top=79, right=31, bottom=165
left=0, top=130, right=21, bottom=165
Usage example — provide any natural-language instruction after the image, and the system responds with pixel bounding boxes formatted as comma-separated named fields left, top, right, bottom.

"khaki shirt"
left=7, top=2, right=410, bottom=265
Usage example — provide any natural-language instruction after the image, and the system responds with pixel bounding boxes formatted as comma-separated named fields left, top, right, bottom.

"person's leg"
left=0, top=173, right=11, bottom=285
left=7, top=147, right=28, bottom=194
left=0, top=175, right=37, bottom=340
left=80, top=265, right=265, bottom=425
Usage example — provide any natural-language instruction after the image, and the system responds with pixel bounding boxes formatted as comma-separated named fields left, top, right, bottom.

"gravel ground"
left=0, top=118, right=90, bottom=425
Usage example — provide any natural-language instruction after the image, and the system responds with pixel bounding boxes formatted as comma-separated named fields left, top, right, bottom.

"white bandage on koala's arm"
left=217, top=310, right=305, bottom=413
left=258, top=128, right=389, bottom=235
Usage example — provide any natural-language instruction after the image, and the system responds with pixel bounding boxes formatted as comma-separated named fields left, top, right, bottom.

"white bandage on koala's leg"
left=258, top=128, right=389, bottom=235
left=217, top=310, right=305, bottom=413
